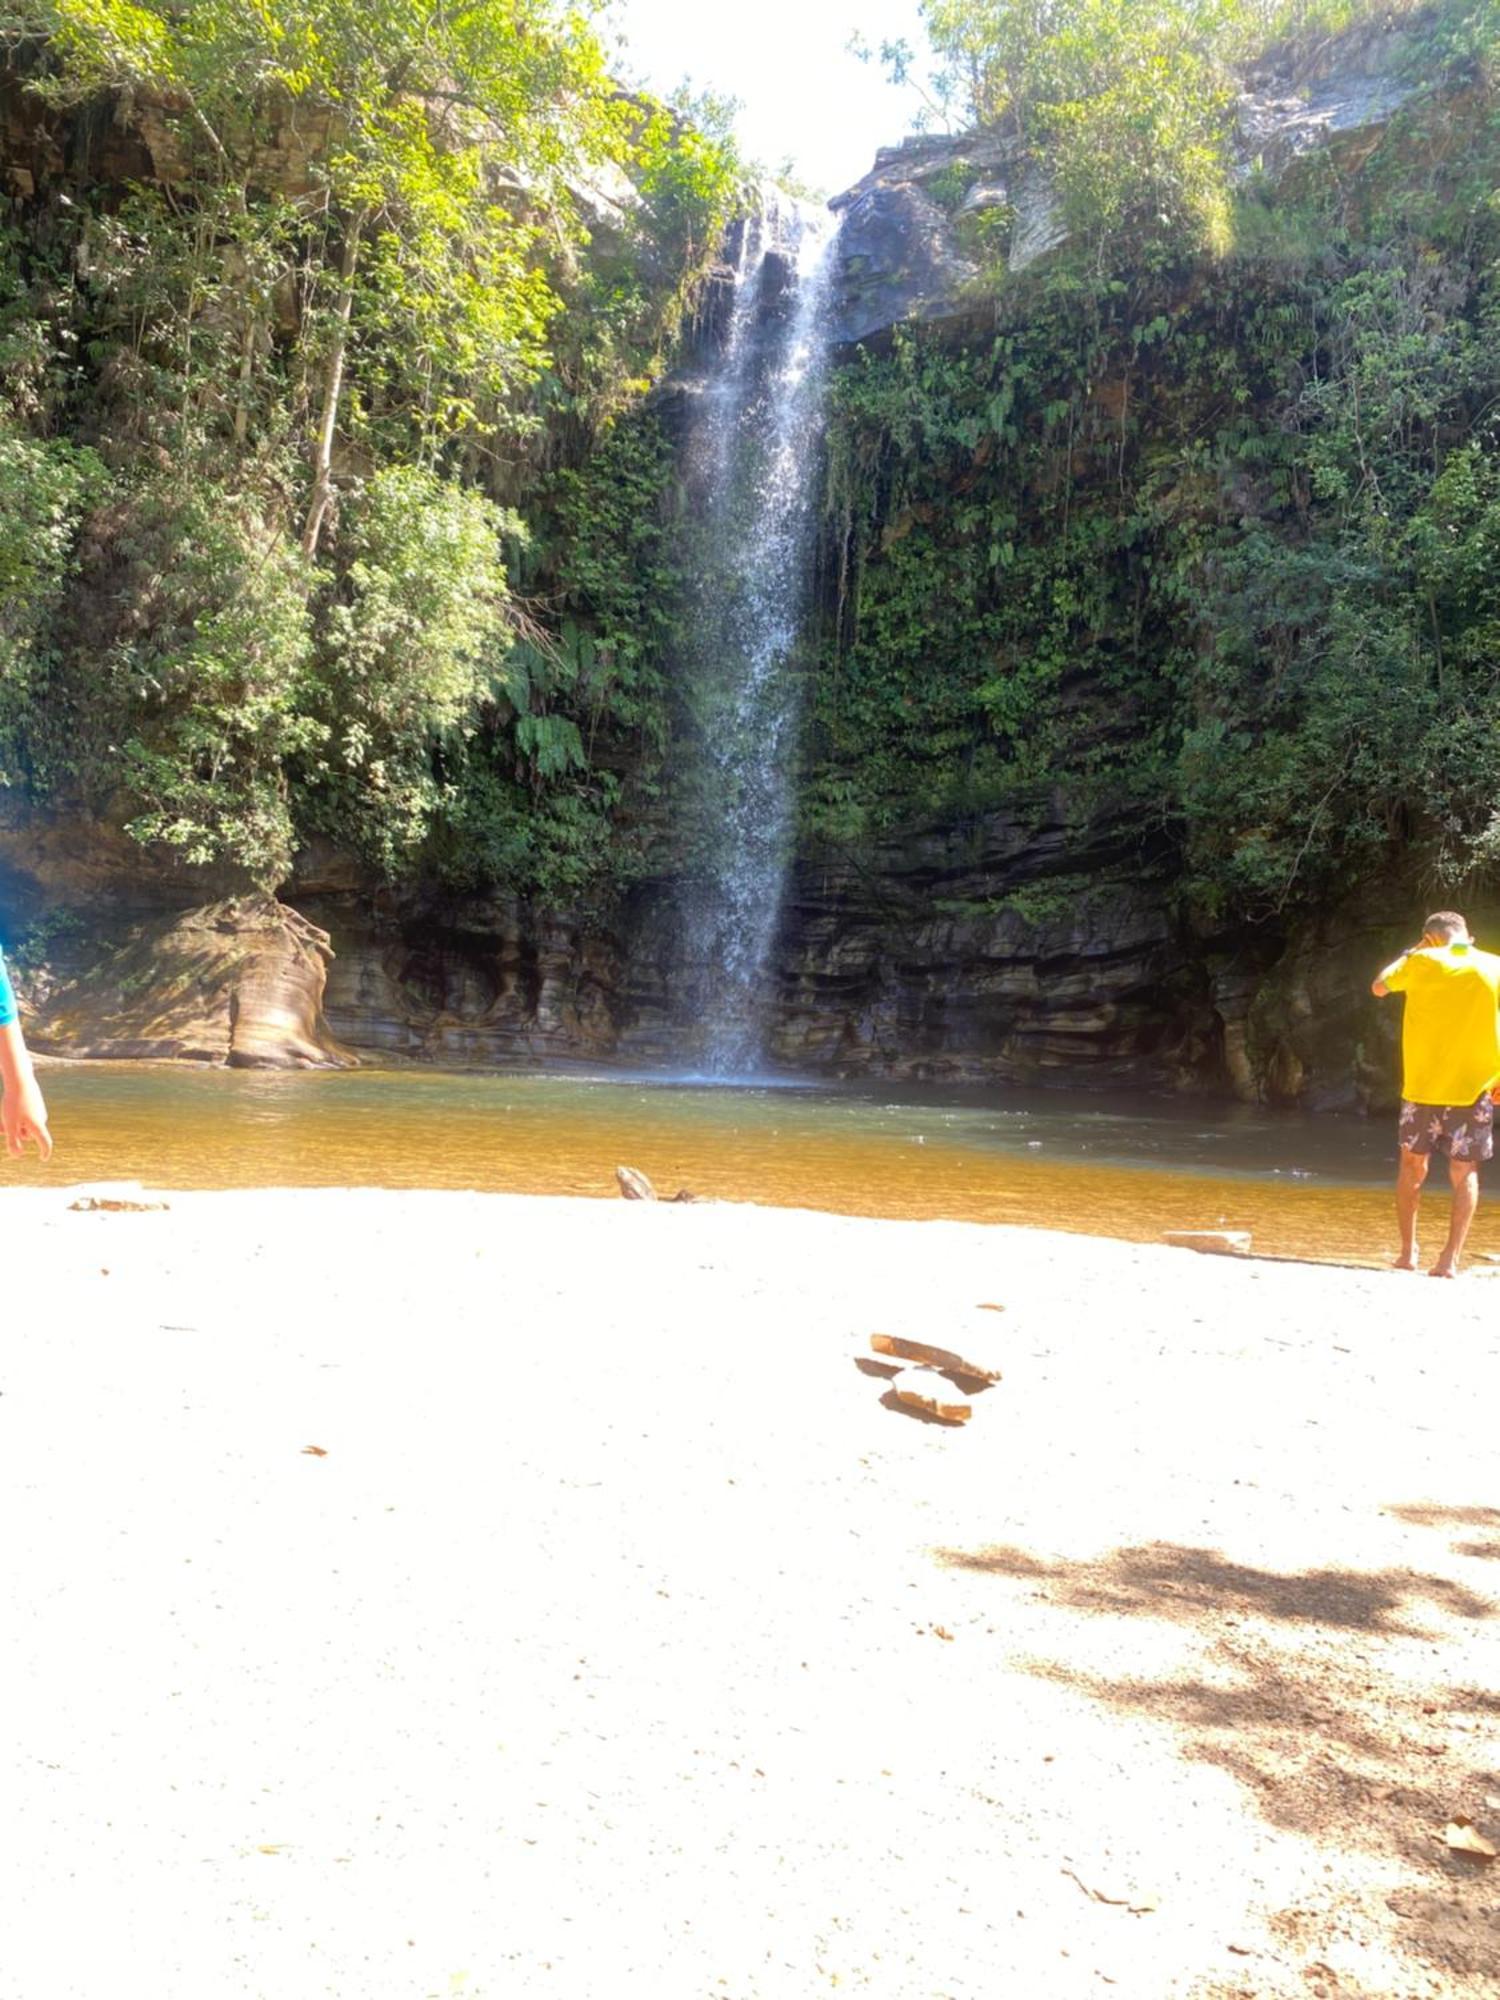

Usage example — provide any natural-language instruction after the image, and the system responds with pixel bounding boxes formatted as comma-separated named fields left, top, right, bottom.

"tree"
left=12, top=0, right=628, bottom=547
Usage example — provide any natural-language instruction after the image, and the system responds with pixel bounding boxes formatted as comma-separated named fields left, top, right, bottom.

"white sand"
left=3, top=1188, right=1498, bottom=2000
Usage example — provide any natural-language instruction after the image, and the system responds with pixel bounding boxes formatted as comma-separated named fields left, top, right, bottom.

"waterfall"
left=676, top=196, right=840, bottom=1077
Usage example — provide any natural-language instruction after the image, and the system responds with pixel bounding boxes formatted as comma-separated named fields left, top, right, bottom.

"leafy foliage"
left=34, top=474, right=320, bottom=879
left=808, top=30, right=1500, bottom=939
left=0, top=430, right=108, bottom=783
left=302, top=466, right=519, bottom=873
left=0, top=0, right=737, bottom=893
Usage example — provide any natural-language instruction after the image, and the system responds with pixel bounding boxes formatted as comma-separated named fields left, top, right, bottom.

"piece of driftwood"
left=888, top=1367, right=973, bottom=1425
left=870, top=1332, right=1001, bottom=1385
left=68, top=1182, right=171, bottom=1214
left=617, top=1166, right=703, bottom=1203
left=1161, top=1229, right=1251, bottom=1257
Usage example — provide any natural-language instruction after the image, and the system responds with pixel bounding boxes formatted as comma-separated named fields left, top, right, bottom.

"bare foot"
left=1429, top=1259, right=1460, bottom=1279
left=1392, top=1254, right=1419, bottom=1271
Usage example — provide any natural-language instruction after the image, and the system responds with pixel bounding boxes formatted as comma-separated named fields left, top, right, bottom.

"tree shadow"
left=931, top=1535, right=1500, bottom=1991
left=1385, top=1503, right=1500, bottom=1530
left=1385, top=1502, right=1500, bottom=1565
left=937, top=1539, right=1495, bottom=1634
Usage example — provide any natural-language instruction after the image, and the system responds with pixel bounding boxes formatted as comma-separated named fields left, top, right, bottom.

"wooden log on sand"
left=870, top=1333, right=1001, bottom=1385
left=1161, top=1230, right=1251, bottom=1257
left=888, top=1368, right=973, bottom=1425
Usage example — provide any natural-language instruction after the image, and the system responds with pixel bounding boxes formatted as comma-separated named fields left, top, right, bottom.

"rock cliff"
left=0, top=16, right=1444, bottom=1104
left=825, top=16, right=1421, bottom=345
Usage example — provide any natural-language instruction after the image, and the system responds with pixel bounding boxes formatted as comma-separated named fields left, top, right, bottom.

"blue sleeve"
left=0, top=947, right=17, bottom=1027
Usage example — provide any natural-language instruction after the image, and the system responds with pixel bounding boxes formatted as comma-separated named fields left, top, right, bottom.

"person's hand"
left=3, top=1073, right=52, bottom=1160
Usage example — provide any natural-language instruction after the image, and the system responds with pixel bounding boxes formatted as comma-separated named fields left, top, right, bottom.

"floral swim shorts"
left=1398, top=1092, right=1495, bottom=1162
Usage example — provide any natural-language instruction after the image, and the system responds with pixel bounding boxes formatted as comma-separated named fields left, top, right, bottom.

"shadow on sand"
left=931, top=1526, right=1500, bottom=1992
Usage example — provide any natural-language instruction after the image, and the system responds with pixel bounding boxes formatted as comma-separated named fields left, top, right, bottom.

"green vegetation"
left=861, top=2, right=1472, bottom=262
left=0, top=0, right=738, bottom=893
left=809, top=0, right=1500, bottom=933
left=3, top=0, right=1500, bottom=975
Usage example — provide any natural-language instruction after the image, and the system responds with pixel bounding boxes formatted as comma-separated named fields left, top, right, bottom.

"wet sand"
left=4, top=1187, right=1497, bottom=1999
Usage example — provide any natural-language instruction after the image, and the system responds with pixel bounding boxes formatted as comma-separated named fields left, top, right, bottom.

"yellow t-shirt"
left=1384, top=942, right=1500, bottom=1105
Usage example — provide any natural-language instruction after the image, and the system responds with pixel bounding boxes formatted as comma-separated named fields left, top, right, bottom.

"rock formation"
left=0, top=16, right=1444, bottom=1106
left=825, top=17, right=1420, bottom=346
left=24, top=898, right=352, bottom=1069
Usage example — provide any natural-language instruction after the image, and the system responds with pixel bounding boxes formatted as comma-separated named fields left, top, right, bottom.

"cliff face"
left=825, top=16, right=1421, bottom=344
left=285, top=843, right=1204, bottom=1087
left=283, top=819, right=1377, bottom=1107
left=0, top=18, right=1465, bottom=1102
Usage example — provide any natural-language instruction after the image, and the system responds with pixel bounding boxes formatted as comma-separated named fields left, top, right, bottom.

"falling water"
left=677, top=196, right=840, bottom=1075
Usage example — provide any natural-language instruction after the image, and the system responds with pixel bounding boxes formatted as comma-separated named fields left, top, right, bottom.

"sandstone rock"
left=68, top=1183, right=169, bottom=1213
left=823, top=18, right=1422, bottom=349
left=27, top=898, right=353, bottom=1070
left=1162, top=1230, right=1252, bottom=1257
left=827, top=175, right=979, bottom=347
left=310, top=895, right=622, bottom=1067
left=0, top=801, right=251, bottom=916
left=1007, top=169, right=1068, bottom=272
left=1229, top=910, right=1401, bottom=1112
left=1235, top=23, right=1419, bottom=180
left=958, top=180, right=1009, bottom=218
left=294, top=806, right=1222, bottom=1088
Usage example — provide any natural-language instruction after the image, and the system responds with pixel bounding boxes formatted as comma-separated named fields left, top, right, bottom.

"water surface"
left=8, top=1062, right=1476, bottom=1269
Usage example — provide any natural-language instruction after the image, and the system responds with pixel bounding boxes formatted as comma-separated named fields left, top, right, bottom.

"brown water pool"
left=4, top=1061, right=1473, bottom=1271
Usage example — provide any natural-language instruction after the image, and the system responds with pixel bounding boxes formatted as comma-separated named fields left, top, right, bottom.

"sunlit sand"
left=4, top=1186, right=1497, bottom=1999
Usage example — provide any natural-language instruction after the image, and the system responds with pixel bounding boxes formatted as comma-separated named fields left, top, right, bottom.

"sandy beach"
left=4, top=1186, right=1498, bottom=2000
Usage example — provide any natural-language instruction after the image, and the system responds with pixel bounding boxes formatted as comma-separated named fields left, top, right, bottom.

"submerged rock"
left=1162, top=1230, right=1252, bottom=1257
left=67, top=1182, right=170, bottom=1213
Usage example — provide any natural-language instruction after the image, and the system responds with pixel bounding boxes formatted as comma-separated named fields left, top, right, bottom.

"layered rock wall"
left=292, top=799, right=1223, bottom=1092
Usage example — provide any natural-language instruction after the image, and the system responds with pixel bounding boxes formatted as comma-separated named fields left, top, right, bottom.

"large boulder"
left=1234, top=17, right=1422, bottom=179
left=828, top=162, right=984, bottom=347
left=24, top=897, right=353, bottom=1068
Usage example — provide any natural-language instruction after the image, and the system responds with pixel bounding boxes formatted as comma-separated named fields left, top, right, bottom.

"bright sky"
left=602, top=0, right=936, bottom=196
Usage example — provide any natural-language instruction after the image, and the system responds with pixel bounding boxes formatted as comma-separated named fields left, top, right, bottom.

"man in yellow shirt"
left=1372, top=910, right=1500, bottom=1276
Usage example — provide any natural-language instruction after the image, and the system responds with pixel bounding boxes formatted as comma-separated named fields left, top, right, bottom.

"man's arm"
left=1372, top=946, right=1422, bottom=998
left=0, top=1016, right=51, bottom=1160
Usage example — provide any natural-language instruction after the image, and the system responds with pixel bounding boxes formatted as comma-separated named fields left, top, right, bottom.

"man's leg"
left=1395, top=1146, right=1429, bottom=1270
left=1432, top=1156, right=1479, bottom=1278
